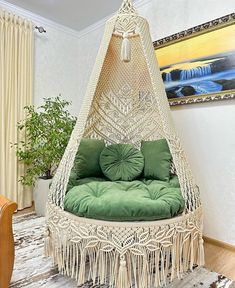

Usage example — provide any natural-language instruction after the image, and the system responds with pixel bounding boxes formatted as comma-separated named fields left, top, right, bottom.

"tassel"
left=44, top=228, right=50, bottom=257
left=117, top=256, right=129, bottom=288
left=199, top=237, right=205, bottom=266
left=121, top=32, right=131, bottom=63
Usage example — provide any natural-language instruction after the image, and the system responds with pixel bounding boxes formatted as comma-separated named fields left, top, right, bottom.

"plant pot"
left=33, top=178, right=52, bottom=216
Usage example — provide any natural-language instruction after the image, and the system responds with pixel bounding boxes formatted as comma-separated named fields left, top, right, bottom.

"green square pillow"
left=74, top=138, right=105, bottom=178
left=141, top=139, right=172, bottom=181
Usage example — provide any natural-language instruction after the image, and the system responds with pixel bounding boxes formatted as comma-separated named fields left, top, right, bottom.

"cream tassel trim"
left=44, top=228, right=50, bottom=257
left=121, top=32, right=131, bottom=63
left=117, top=256, right=129, bottom=288
left=199, top=237, right=205, bottom=266
left=45, top=205, right=204, bottom=287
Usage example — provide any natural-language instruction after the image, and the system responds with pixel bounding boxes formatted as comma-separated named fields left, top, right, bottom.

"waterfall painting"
left=154, top=13, right=235, bottom=106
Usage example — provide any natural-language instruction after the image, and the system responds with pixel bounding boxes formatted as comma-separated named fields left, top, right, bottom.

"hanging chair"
left=45, top=0, right=204, bottom=287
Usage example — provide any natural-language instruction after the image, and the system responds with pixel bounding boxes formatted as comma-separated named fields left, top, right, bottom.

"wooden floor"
left=204, top=241, right=235, bottom=281
left=16, top=207, right=235, bottom=281
left=15, top=205, right=35, bottom=216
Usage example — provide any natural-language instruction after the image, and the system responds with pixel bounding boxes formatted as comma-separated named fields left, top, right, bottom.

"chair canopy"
left=49, top=0, right=200, bottom=213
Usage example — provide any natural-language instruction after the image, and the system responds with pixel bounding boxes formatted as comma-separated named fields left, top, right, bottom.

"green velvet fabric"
left=67, top=174, right=108, bottom=192
left=141, top=139, right=172, bottom=181
left=74, top=138, right=105, bottom=179
left=100, top=144, right=144, bottom=181
left=169, top=174, right=180, bottom=188
left=64, top=177, right=185, bottom=221
left=67, top=175, right=180, bottom=192
left=67, top=170, right=79, bottom=192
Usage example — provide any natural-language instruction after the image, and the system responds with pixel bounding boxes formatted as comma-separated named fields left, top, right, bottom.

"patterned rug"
left=10, top=213, right=235, bottom=288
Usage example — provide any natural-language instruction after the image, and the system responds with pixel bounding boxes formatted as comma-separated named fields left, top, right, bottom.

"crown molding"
left=0, top=0, right=151, bottom=39
left=77, top=0, right=152, bottom=39
left=0, top=0, right=80, bottom=38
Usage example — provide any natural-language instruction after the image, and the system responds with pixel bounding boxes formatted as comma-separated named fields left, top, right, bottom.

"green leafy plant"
left=14, top=97, right=76, bottom=186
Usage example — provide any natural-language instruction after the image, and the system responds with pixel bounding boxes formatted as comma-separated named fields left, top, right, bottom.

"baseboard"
left=203, top=236, right=235, bottom=252
left=15, top=203, right=35, bottom=216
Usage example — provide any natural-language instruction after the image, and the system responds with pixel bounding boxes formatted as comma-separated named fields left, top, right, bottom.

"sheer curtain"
left=0, top=10, right=34, bottom=210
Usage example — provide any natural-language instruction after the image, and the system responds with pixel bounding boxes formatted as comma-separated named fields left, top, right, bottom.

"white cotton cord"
left=121, top=32, right=131, bottom=62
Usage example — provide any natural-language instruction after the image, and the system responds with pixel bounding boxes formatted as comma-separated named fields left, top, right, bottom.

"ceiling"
left=5, top=0, right=131, bottom=31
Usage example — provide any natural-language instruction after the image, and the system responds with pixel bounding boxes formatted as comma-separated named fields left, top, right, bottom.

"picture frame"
left=154, top=13, right=235, bottom=106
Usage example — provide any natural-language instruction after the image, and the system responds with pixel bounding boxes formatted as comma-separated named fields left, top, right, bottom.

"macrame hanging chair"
left=45, top=0, right=204, bottom=287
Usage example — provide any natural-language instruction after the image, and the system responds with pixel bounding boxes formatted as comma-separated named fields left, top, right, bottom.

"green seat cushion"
left=141, top=139, right=172, bottom=181
left=169, top=174, right=180, bottom=188
left=67, top=175, right=180, bottom=192
left=64, top=178, right=185, bottom=221
left=99, top=144, right=144, bottom=181
left=67, top=170, right=79, bottom=192
left=67, top=174, right=108, bottom=192
left=74, top=138, right=105, bottom=178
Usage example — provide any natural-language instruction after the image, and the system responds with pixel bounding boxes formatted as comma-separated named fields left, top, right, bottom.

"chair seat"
left=64, top=177, right=185, bottom=222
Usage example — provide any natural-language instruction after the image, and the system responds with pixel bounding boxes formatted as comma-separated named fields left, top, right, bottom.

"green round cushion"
left=99, top=144, right=144, bottom=181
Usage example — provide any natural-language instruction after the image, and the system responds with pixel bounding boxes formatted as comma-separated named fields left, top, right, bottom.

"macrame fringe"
left=45, top=225, right=204, bottom=287
left=121, top=32, right=131, bottom=62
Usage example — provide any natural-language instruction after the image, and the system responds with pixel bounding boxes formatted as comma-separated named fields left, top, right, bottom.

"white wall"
left=34, top=26, right=81, bottom=116
left=0, top=0, right=81, bottom=116
left=74, top=0, right=235, bottom=245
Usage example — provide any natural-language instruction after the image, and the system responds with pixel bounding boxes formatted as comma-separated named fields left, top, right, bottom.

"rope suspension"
left=119, top=0, right=136, bottom=14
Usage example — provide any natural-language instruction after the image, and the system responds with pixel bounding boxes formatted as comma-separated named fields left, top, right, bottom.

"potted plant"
left=14, top=97, right=76, bottom=215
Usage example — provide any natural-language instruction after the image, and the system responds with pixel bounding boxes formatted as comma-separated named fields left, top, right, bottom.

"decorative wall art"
left=154, top=13, right=235, bottom=106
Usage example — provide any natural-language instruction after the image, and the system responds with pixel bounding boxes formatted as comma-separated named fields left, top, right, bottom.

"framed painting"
left=154, top=13, right=235, bottom=106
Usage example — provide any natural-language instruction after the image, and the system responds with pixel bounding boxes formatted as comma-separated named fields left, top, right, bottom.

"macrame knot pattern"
left=119, top=0, right=136, bottom=14
left=45, top=0, right=204, bottom=285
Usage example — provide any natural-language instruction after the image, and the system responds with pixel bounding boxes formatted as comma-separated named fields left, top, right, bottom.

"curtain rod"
left=35, top=26, right=46, bottom=33
left=0, top=8, right=46, bottom=33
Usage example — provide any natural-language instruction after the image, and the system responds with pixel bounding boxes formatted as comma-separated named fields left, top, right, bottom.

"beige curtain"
left=0, top=10, right=34, bottom=210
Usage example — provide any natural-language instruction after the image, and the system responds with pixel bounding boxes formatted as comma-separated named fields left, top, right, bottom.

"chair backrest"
left=49, top=0, right=200, bottom=212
